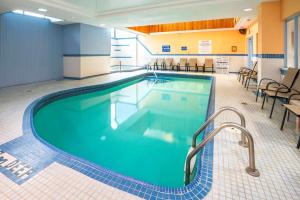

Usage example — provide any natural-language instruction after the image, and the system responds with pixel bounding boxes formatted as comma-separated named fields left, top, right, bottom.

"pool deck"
left=0, top=71, right=299, bottom=199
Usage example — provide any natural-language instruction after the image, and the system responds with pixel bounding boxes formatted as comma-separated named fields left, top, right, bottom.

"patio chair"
left=281, top=105, right=300, bottom=149
left=165, top=58, right=174, bottom=70
left=156, top=58, right=165, bottom=70
left=177, top=58, right=188, bottom=71
left=147, top=58, right=157, bottom=70
left=280, top=92, right=300, bottom=149
left=244, top=63, right=258, bottom=90
left=256, top=68, right=299, bottom=102
left=238, top=61, right=258, bottom=83
left=280, top=95, right=300, bottom=130
left=262, top=69, right=300, bottom=118
left=187, top=58, right=198, bottom=72
left=203, top=58, right=214, bottom=73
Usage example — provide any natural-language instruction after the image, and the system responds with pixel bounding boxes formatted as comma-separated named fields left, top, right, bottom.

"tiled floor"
left=0, top=71, right=299, bottom=199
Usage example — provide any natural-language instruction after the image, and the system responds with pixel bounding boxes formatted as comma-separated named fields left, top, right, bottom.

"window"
left=286, top=19, right=295, bottom=68
left=297, top=16, right=300, bottom=69
left=285, top=15, right=300, bottom=69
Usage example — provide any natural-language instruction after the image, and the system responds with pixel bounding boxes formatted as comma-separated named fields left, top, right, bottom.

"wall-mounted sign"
left=181, top=46, right=188, bottom=51
left=162, top=45, right=171, bottom=52
left=198, top=40, right=212, bottom=54
left=231, top=46, right=237, bottom=52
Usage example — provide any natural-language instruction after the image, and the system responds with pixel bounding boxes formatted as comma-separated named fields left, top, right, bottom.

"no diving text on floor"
left=0, top=150, right=34, bottom=180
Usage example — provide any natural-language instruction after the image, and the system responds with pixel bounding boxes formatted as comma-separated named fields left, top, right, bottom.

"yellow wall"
left=139, top=30, right=246, bottom=54
left=258, top=1, right=284, bottom=54
left=281, top=0, right=300, bottom=20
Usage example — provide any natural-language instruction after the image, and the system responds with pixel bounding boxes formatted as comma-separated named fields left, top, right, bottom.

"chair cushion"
left=259, top=84, right=278, bottom=91
left=264, top=90, right=292, bottom=98
left=290, top=99, right=300, bottom=106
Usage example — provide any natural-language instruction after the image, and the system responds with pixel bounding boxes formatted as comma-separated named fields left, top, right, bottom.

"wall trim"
left=63, top=54, right=111, bottom=57
left=285, top=11, right=300, bottom=22
left=110, top=56, right=133, bottom=58
left=294, top=16, right=299, bottom=67
left=111, top=37, right=137, bottom=40
left=284, top=21, right=288, bottom=67
left=284, top=14, right=300, bottom=68
left=112, top=44, right=130, bottom=46
left=253, top=54, right=284, bottom=59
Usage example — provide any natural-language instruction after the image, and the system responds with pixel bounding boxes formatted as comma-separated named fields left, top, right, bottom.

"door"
left=248, top=37, right=253, bottom=68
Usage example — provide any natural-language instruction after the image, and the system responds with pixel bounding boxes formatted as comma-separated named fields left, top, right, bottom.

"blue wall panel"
left=80, top=24, right=111, bottom=55
left=63, top=24, right=80, bottom=55
left=0, top=13, right=63, bottom=88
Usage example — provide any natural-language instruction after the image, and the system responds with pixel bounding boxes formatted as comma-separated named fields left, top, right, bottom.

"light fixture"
left=45, top=16, right=63, bottom=22
left=24, top=11, right=44, bottom=18
left=12, top=9, right=24, bottom=14
left=243, top=8, right=253, bottom=12
left=12, top=9, right=63, bottom=23
left=38, top=8, right=47, bottom=12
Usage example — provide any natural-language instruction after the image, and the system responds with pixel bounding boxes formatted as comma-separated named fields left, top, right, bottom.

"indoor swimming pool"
left=33, top=74, right=212, bottom=187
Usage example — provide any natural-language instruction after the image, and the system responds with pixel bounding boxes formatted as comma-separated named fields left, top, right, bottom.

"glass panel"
left=110, top=28, right=115, bottom=38
left=110, top=29, right=141, bottom=72
left=287, top=20, right=295, bottom=68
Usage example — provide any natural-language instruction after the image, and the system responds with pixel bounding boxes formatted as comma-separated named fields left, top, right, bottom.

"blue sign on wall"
left=181, top=46, right=187, bottom=51
left=162, top=45, right=171, bottom=52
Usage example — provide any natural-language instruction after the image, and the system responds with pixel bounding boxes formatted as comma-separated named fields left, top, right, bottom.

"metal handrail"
left=185, top=122, right=260, bottom=185
left=153, top=70, right=158, bottom=79
left=192, top=107, right=247, bottom=148
left=146, top=64, right=158, bottom=79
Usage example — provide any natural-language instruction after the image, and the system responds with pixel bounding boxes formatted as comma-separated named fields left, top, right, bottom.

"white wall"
left=64, top=56, right=110, bottom=78
left=258, top=57, right=283, bottom=82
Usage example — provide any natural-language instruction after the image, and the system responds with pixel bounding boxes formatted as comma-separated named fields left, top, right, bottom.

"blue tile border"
left=112, top=44, right=130, bottom=46
left=0, top=72, right=215, bottom=199
left=254, top=54, right=284, bottom=59
left=63, top=54, right=111, bottom=57
left=110, top=56, right=133, bottom=58
left=111, top=37, right=137, bottom=40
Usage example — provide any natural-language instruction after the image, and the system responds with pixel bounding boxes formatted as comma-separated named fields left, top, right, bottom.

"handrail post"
left=185, top=123, right=259, bottom=185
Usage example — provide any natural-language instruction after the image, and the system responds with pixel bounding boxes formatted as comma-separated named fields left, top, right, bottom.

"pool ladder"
left=146, top=65, right=158, bottom=80
left=184, top=107, right=260, bottom=185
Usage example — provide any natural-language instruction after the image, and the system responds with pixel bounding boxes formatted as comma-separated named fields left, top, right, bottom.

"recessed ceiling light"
left=99, top=24, right=106, bottom=27
left=243, top=8, right=253, bottom=12
left=12, top=9, right=24, bottom=14
left=38, top=8, right=47, bottom=12
left=24, top=11, right=44, bottom=18
left=45, top=16, right=63, bottom=22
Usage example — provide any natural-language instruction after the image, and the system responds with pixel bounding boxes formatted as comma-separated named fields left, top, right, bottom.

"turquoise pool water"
left=33, top=76, right=211, bottom=187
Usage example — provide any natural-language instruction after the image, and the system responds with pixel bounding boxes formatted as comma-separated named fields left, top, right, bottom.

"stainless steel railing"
left=185, top=108, right=260, bottom=185
left=192, top=107, right=248, bottom=148
left=185, top=122, right=260, bottom=185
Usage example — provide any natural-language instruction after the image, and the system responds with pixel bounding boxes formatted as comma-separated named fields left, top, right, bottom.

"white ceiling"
left=0, top=0, right=267, bottom=28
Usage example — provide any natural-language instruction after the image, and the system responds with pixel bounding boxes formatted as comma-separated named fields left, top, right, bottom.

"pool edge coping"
left=20, top=72, right=215, bottom=199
